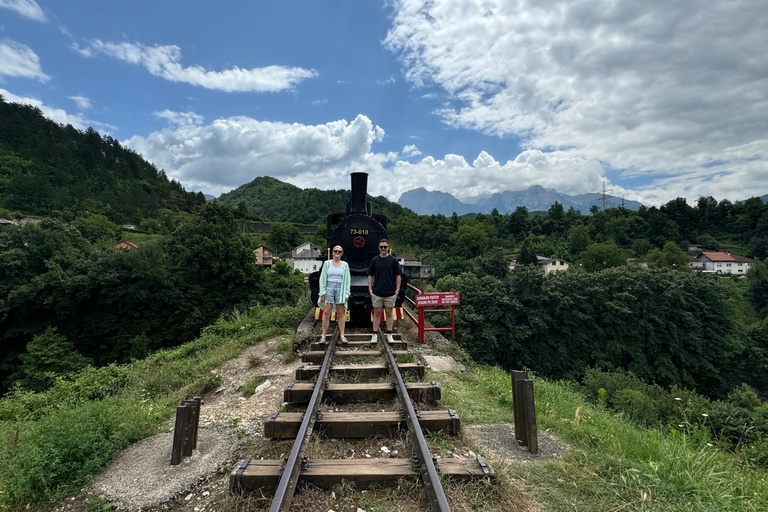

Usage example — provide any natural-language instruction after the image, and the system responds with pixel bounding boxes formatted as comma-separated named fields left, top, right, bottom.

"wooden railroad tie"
left=264, top=409, right=461, bottom=439
left=283, top=381, right=441, bottom=404
left=230, top=457, right=494, bottom=494
left=294, top=362, right=424, bottom=380
left=301, top=349, right=410, bottom=363
left=171, top=396, right=202, bottom=465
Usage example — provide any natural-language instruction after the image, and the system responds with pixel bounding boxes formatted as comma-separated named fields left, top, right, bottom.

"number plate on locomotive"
left=349, top=228, right=369, bottom=235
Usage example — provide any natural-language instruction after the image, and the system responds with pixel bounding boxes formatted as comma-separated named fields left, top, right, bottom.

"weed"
left=240, top=375, right=268, bottom=398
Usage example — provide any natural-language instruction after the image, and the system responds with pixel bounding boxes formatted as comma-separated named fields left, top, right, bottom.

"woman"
left=318, top=245, right=351, bottom=343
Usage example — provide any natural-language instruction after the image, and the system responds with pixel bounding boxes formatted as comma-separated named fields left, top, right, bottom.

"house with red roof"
left=690, top=251, right=753, bottom=275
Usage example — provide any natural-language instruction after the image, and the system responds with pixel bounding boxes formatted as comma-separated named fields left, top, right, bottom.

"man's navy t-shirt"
left=367, top=255, right=401, bottom=297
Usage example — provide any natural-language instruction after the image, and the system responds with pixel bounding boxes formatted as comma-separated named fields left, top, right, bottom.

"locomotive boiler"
left=309, top=172, right=407, bottom=323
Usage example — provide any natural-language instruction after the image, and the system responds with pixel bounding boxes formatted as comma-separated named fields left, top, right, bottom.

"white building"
left=287, top=243, right=323, bottom=274
left=537, top=256, right=570, bottom=273
left=690, top=251, right=753, bottom=275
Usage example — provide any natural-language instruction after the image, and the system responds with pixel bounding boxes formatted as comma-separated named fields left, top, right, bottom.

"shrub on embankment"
left=0, top=301, right=307, bottom=511
left=437, top=265, right=763, bottom=399
left=439, top=365, right=768, bottom=511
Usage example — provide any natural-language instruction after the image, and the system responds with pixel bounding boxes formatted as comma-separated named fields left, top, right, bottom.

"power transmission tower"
left=593, top=180, right=614, bottom=211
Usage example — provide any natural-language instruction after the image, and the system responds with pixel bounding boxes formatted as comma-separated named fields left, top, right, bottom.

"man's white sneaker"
left=386, top=333, right=395, bottom=343
left=370, top=333, right=378, bottom=343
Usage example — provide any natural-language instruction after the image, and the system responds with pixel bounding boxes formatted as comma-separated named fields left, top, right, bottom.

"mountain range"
left=398, top=185, right=644, bottom=215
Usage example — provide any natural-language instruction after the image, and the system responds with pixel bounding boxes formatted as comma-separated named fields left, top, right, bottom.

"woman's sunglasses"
left=333, top=250, right=343, bottom=253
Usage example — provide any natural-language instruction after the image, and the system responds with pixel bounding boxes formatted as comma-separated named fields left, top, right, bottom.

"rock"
left=185, top=493, right=194, bottom=501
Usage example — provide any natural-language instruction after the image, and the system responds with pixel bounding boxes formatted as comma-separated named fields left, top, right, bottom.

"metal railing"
left=404, top=283, right=457, bottom=343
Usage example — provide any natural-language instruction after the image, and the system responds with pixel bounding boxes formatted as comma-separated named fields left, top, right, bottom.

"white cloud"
left=385, top=0, right=768, bottom=203
left=76, top=40, right=317, bottom=92
left=0, top=88, right=116, bottom=132
left=401, top=144, right=421, bottom=157
left=376, top=75, right=396, bottom=85
left=0, top=0, right=46, bottom=21
left=0, top=40, right=49, bottom=81
left=123, top=114, right=387, bottom=196
left=153, top=109, right=203, bottom=126
left=68, top=95, right=91, bottom=110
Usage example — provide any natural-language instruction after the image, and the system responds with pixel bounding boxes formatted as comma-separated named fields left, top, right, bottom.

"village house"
left=254, top=245, right=274, bottom=267
left=690, top=251, right=753, bottom=275
left=286, top=242, right=323, bottom=274
left=537, top=256, right=570, bottom=273
left=116, top=240, right=138, bottom=250
left=396, top=253, right=435, bottom=279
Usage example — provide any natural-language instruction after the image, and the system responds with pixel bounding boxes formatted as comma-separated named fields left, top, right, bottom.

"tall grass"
left=0, top=300, right=307, bottom=511
left=439, top=365, right=768, bottom=511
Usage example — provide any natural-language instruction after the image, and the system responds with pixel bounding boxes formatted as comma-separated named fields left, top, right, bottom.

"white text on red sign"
left=414, top=292, right=460, bottom=307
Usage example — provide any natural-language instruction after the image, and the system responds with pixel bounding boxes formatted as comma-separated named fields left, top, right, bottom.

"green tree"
left=580, top=242, right=627, bottom=272
left=747, top=260, right=768, bottom=312
left=647, top=241, right=690, bottom=270
left=17, top=327, right=90, bottom=391
left=567, top=225, right=591, bottom=256
left=268, top=222, right=302, bottom=254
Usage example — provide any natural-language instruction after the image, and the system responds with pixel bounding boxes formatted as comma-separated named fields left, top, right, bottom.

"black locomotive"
left=308, top=172, right=407, bottom=322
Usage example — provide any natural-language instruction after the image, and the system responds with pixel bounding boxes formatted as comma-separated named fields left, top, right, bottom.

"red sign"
left=353, top=236, right=366, bottom=248
left=303, top=276, right=309, bottom=283
left=414, top=292, right=460, bottom=307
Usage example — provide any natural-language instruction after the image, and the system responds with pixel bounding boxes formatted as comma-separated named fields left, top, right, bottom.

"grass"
left=240, top=375, right=268, bottom=398
left=0, top=301, right=307, bottom=511
left=437, top=364, right=768, bottom=511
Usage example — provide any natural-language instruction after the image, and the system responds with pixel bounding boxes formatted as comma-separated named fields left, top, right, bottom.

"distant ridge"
left=398, top=185, right=644, bottom=215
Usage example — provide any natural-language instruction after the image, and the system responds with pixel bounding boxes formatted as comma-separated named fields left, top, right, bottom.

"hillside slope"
left=216, top=175, right=413, bottom=224
left=0, top=97, right=204, bottom=221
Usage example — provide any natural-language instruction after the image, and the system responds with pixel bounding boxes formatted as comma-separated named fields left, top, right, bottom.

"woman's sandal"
left=341, top=336, right=349, bottom=344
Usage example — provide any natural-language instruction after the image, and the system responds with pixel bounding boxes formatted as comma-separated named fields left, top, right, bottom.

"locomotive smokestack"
left=349, top=172, right=369, bottom=214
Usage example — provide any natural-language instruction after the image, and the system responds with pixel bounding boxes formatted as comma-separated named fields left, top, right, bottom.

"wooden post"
left=523, top=379, right=538, bottom=454
left=182, top=398, right=200, bottom=452
left=181, top=403, right=194, bottom=457
left=511, top=371, right=529, bottom=446
left=171, top=404, right=188, bottom=465
left=191, top=396, right=202, bottom=449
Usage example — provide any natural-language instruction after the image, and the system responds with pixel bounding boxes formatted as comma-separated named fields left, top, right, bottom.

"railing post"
left=418, top=305, right=425, bottom=343
left=511, top=371, right=529, bottom=446
left=450, top=305, right=455, bottom=339
left=523, top=380, right=538, bottom=454
left=171, top=404, right=188, bottom=465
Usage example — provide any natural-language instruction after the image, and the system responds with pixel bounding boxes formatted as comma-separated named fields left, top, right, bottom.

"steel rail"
left=379, top=328, right=451, bottom=512
left=269, top=328, right=338, bottom=512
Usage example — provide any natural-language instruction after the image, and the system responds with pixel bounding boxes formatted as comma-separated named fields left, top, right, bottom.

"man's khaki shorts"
left=371, top=293, right=396, bottom=308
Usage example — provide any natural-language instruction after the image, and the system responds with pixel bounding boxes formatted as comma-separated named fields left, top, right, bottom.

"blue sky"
left=1, top=0, right=767, bottom=206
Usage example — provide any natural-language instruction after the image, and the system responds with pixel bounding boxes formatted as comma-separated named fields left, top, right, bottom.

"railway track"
left=230, top=325, right=494, bottom=511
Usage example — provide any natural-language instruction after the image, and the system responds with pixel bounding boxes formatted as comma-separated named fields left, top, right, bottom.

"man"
left=367, top=238, right=401, bottom=343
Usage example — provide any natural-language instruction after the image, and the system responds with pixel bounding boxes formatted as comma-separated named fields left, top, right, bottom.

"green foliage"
left=438, top=266, right=744, bottom=397
left=267, top=222, right=302, bottom=254
left=747, top=260, right=768, bottom=311
left=0, top=98, right=203, bottom=221
left=0, top=204, right=304, bottom=393
left=215, top=176, right=412, bottom=224
left=16, top=328, right=90, bottom=392
left=579, top=242, right=627, bottom=272
left=0, top=300, right=306, bottom=507
left=647, top=241, right=690, bottom=269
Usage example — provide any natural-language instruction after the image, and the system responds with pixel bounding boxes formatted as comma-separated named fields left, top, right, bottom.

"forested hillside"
left=0, top=96, right=204, bottom=221
left=387, top=198, right=768, bottom=400
left=216, top=175, right=412, bottom=224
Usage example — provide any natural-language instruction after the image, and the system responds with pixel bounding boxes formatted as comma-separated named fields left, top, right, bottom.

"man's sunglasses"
left=379, top=246, right=388, bottom=249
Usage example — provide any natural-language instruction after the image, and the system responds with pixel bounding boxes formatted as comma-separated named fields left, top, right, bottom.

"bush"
left=613, top=388, right=659, bottom=426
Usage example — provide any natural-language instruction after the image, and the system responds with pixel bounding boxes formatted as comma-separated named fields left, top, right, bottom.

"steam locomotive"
left=308, top=172, right=407, bottom=323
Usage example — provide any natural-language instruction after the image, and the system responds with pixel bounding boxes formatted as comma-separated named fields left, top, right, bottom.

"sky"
left=1, top=0, right=767, bottom=207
